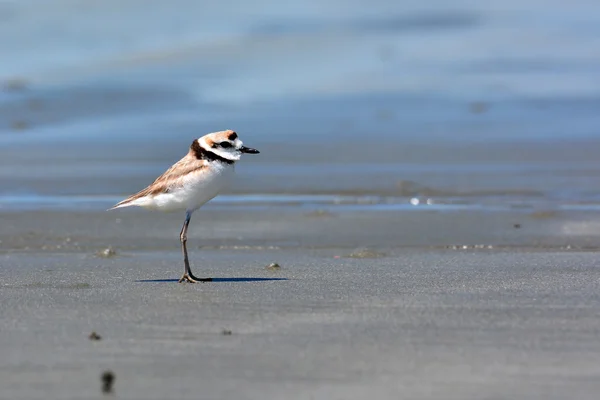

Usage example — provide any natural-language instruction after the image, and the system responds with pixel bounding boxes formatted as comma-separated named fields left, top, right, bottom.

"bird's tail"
left=107, top=201, right=130, bottom=211
left=107, top=197, right=141, bottom=211
left=108, top=186, right=154, bottom=211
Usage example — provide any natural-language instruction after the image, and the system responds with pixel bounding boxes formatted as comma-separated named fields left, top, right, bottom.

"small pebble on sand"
left=265, top=262, right=281, bottom=270
left=96, top=248, right=117, bottom=258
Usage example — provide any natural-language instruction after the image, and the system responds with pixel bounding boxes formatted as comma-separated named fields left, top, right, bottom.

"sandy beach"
left=2, top=208, right=600, bottom=399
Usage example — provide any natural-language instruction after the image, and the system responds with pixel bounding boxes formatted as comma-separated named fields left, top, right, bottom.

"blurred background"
left=1, top=0, right=600, bottom=212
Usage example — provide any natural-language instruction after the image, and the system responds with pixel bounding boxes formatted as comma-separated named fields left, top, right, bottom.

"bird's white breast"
left=151, top=162, right=234, bottom=212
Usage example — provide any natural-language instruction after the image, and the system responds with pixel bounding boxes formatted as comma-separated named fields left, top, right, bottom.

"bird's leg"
left=178, top=211, right=212, bottom=283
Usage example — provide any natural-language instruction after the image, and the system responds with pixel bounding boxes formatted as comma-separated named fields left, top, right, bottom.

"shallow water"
left=1, top=0, right=600, bottom=211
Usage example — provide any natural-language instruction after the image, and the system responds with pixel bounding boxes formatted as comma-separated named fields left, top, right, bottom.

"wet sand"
left=2, top=207, right=600, bottom=253
left=2, top=209, right=600, bottom=399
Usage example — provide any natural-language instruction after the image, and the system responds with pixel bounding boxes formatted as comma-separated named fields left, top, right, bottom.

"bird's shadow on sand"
left=136, top=277, right=288, bottom=283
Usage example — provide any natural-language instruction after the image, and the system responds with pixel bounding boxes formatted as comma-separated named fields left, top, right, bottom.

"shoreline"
left=1, top=207, right=599, bottom=254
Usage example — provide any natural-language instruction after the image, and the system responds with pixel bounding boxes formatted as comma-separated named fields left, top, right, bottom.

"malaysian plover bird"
left=109, top=130, right=259, bottom=283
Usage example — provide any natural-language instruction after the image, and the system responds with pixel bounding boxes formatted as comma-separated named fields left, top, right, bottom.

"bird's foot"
left=178, top=273, right=212, bottom=283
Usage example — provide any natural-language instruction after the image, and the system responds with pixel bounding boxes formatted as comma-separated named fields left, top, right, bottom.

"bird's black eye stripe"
left=220, top=142, right=232, bottom=148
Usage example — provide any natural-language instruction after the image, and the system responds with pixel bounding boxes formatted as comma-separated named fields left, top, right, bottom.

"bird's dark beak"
left=240, top=146, right=260, bottom=154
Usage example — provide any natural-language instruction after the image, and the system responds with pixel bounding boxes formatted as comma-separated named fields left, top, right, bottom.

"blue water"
left=1, top=0, right=600, bottom=210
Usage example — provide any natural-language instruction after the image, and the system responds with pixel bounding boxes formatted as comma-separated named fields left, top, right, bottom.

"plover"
left=109, top=130, right=259, bottom=283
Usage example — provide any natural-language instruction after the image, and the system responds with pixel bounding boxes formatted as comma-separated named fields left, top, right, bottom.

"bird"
left=109, top=130, right=259, bottom=283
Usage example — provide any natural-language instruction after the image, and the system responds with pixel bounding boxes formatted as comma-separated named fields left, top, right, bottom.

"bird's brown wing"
left=110, top=154, right=207, bottom=208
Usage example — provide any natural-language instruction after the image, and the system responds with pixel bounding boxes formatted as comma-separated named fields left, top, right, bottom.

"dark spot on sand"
left=89, top=331, right=102, bottom=341
left=514, top=223, right=521, bottom=229
left=221, top=329, right=233, bottom=336
left=3, top=77, right=28, bottom=92
left=11, top=120, right=29, bottom=131
left=470, top=101, right=489, bottom=114
left=266, top=262, right=281, bottom=271
left=101, top=370, right=115, bottom=394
